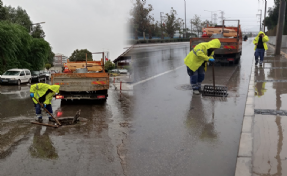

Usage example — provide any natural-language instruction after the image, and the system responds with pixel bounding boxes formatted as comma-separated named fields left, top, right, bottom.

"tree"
left=31, top=24, right=45, bottom=38
left=130, top=0, right=154, bottom=38
left=29, top=38, right=51, bottom=71
left=191, top=15, right=202, bottom=37
left=0, top=0, right=7, bottom=20
left=201, top=20, right=213, bottom=28
left=0, top=21, right=51, bottom=74
left=4, top=6, right=32, bottom=32
left=164, top=8, right=182, bottom=38
left=69, top=49, right=93, bottom=61
left=105, top=60, right=115, bottom=71
left=47, top=51, right=55, bottom=66
left=45, top=64, right=51, bottom=70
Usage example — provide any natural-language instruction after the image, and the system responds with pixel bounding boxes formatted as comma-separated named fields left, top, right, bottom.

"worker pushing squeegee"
left=30, top=83, right=61, bottom=125
left=184, top=39, right=228, bottom=97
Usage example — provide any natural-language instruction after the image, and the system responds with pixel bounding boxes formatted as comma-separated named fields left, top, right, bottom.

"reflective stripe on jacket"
left=30, top=83, right=60, bottom=104
left=184, top=39, right=221, bottom=72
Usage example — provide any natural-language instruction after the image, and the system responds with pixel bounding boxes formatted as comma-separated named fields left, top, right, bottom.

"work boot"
left=198, top=87, right=202, bottom=93
left=260, top=62, right=262, bottom=66
left=49, top=117, right=55, bottom=122
left=38, top=117, right=43, bottom=123
left=255, top=61, right=258, bottom=65
left=193, top=90, right=200, bottom=95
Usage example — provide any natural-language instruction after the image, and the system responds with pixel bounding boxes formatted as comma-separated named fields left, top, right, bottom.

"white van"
left=0, top=69, right=32, bottom=85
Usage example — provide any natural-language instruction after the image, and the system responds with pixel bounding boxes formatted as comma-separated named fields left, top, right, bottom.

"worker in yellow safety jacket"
left=30, top=83, right=60, bottom=122
left=184, top=39, right=221, bottom=95
left=253, top=31, right=269, bottom=66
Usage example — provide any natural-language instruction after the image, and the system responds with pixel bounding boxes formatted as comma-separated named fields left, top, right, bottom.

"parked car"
left=43, top=71, right=51, bottom=80
left=110, top=69, right=129, bottom=74
left=31, top=71, right=46, bottom=82
left=0, top=69, right=31, bottom=85
left=118, top=69, right=128, bottom=74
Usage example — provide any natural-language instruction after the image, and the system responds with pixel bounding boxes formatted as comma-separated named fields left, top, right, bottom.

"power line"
left=219, top=11, right=225, bottom=25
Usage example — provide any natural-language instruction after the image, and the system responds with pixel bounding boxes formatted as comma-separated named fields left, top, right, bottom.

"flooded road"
left=125, top=40, right=255, bottom=176
left=0, top=83, right=133, bottom=176
left=1, top=39, right=255, bottom=176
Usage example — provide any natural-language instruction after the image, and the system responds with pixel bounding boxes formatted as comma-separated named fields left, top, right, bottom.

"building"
left=53, top=53, right=68, bottom=66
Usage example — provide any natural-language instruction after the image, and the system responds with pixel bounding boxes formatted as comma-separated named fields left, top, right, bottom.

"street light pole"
left=263, top=0, right=267, bottom=33
left=30, top=22, right=45, bottom=34
left=160, top=12, right=164, bottom=39
left=275, top=0, right=286, bottom=55
left=184, top=0, right=186, bottom=38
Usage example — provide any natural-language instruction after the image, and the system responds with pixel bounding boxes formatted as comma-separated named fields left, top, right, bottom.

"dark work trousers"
left=186, top=65, right=205, bottom=90
left=34, top=104, right=53, bottom=119
left=255, top=48, right=265, bottom=63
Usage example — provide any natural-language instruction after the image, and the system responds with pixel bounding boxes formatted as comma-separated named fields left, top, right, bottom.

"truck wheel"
left=17, top=80, right=21, bottom=86
left=235, top=57, right=241, bottom=64
left=38, top=78, right=41, bottom=83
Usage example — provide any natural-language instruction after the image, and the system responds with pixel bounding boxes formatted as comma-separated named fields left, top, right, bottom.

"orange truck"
left=51, top=56, right=109, bottom=101
left=191, top=20, right=242, bottom=64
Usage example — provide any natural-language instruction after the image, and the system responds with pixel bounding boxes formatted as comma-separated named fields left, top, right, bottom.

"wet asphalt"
left=126, top=40, right=254, bottom=176
left=0, top=40, right=255, bottom=176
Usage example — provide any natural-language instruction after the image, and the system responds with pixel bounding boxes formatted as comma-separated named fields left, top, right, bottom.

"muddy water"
left=0, top=83, right=133, bottom=176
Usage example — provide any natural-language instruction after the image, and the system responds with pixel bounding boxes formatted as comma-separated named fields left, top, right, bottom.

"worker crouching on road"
left=184, top=39, right=221, bottom=95
left=253, top=31, right=269, bottom=66
left=30, top=83, right=60, bottom=122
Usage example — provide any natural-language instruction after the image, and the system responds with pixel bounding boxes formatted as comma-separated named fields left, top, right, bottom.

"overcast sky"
left=4, top=0, right=275, bottom=60
left=144, top=0, right=275, bottom=32
left=4, top=0, right=131, bottom=61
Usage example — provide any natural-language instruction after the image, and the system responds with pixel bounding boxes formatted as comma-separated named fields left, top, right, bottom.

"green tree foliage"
left=130, top=0, right=154, bottom=38
left=31, top=24, right=45, bottom=38
left=0, top=0, right=7, bottom=20
left=4, top=6, right=32, bottom=31
left=0, top=21, right=50, bottom=74
left=47, top=51, right=55, bottom=66
left=164, top=8, right=182, bottom=38
left=69, top=49, right=93, bottom=61
left=45, top=64, right=51, bottom=70
left=105, top=60, right=115, bottom=71
left=29, top=38, right=51, bottom=71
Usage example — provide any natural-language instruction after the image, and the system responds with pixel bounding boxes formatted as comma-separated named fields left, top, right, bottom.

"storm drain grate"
left=255, top=80, right=287, bottom=83
left=255, top=109, right=287, bottom=116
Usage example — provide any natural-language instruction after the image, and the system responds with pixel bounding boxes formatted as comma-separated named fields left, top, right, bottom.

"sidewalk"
left=235, top=46, right=287, bottom=176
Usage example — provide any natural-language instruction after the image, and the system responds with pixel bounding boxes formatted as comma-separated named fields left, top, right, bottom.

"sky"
left=144, top=0, right=275, bottom=32
left=4, top=0, right=275, bottom=60
left=4, top=0, right=132, bottom=61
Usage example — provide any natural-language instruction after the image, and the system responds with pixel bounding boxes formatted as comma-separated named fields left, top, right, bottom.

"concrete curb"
left=235, top=60, right=255, bottom=176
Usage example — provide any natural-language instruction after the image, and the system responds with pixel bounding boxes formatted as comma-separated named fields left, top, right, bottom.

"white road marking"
left=132, top=65, right=185, bottom=86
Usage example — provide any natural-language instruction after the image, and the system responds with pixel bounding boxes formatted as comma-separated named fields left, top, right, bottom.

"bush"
left=45, top=63, right=51, bottom=70
left=105, top=60, right=115, bottom=71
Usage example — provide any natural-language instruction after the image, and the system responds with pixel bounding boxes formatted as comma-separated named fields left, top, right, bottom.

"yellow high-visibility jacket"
left=30, top=83, right=60, bottom=104
left=184, top=39, right=221, bottom=72
left=253, top=31, right=269, bottom=50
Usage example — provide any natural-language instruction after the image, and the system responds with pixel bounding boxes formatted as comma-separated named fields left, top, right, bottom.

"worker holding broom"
left=30, top=83, right=60, bottom=122
left=253, top=31, right=269, bottom=66
left=184, top=39, right=221, bottom=95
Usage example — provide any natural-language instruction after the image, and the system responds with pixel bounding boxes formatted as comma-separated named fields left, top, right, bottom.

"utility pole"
left=219, top=11, right=225, bottom=25
left=160, top=12, right=164, bottom=39
left=256, top=10, right=262, bottom=31
left=275, top=0, right=286, bottom=55
left=213, top=13, right=218, bottom=25
left=263, top=0, right=267, bottom=33
left=186, top=0, right=188, bottom=38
